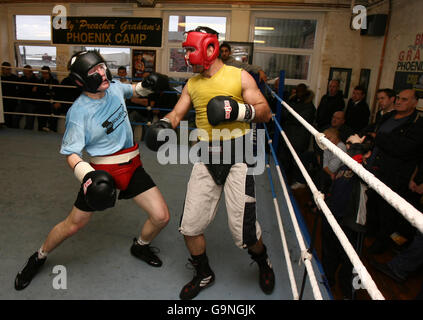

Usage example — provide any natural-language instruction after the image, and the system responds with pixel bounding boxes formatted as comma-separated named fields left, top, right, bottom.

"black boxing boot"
left=15, top=252, right=46, bottom=290
left=130, top=238, right=162, bottom=267
left=180, top=253, right=215, bottom=300
left=248, top=245, right=275, bottom=294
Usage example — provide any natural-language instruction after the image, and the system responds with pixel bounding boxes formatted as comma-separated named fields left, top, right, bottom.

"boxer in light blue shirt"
left=15, top=51, right=171, bottom=291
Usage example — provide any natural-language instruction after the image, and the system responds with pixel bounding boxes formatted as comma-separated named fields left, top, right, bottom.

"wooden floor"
left=292, top=187, right=423, bottom=300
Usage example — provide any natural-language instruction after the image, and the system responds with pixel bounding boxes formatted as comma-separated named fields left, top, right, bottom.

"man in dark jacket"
left=1, top=62, right=19, bottom=128
left=278, top=83, right=316, bottom=189
left=345, top=85, right=370, bottom=133
left=13, top=65, right=40, bottom=130
left=37, top=66, right=59, bottom=131
left=365, top=89, right=423, bottom=254
left=316, top=79, right=345, bottom=131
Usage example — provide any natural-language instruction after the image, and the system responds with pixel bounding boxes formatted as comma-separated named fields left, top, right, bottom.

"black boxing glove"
left=135, top=72, right=169, bottom=96
left=82, top=170, right=116, bottom=211
left=144, top=118, right=173, bottom=152
left=206, top=96, right=255, bottom=126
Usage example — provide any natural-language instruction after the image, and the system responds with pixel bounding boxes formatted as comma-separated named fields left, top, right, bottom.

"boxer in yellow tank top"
left=144, top=26, right=275, bottom=300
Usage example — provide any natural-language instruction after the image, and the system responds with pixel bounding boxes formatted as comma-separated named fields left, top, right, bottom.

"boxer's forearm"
left=67, top=153, right=83, bottom=170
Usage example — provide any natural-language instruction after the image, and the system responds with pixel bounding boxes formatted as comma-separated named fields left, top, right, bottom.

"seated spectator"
left=37, top=66, right=59, bottom=132
left=345, top=85, right=370, bottom=133
left=322, top=135, right=374, bottom=299
left=13, top=65, right=40, bottom=130
left=330, top=111, right=354, bottom=144
left=319, top=127, right=347, bottom=194
left=277, top=83, right=316, bottom=189
left=315, top=79, right=345, bottom=131
left=365, top=89, right=423, bottom=254
left=1, top=61, right=19, bottom=128
left=220, top=42, right=267, bottom=83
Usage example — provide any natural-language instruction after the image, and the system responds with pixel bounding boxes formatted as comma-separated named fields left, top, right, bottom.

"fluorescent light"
left=254, top=40, right=266, bottom=44
left=255, top=26, right=274, bottom=31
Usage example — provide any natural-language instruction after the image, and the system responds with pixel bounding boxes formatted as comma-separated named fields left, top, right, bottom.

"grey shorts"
left=179, top=162, right=262, bottom=248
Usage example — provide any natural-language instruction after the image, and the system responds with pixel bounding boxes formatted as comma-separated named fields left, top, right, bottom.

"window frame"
left=13, top=13, right=57, bottom=71
left=249, top=11, right=324, bottom=91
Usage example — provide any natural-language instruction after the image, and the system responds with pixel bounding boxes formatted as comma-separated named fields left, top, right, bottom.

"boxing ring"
left=1, top=68, right=422, bottom=300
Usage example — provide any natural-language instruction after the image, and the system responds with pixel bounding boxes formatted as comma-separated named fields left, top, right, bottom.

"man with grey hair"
left=315, top=79, right=345, bottom=131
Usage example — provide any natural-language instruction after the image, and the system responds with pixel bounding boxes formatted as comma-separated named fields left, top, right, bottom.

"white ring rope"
left=273, top=121, right=385, bottom=300
left=265, top=126, right=324, bottom=300
left=265, top=159, right=300, bottom=300
left=3, top=95, right=74, bottom=105
left=270, top=140, right=324, bottom=300
left=270, top=89, right=423, bottom=234
left=2, top=80, right=78, bottom=89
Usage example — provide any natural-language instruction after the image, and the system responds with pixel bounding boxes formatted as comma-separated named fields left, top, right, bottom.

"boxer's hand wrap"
left=74, top=161, right=95, bottom=183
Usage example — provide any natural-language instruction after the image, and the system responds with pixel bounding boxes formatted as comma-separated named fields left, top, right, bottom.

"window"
left=251, top=13, right=322, bottom=89
left=166, top=13, right=228, bottom=77
left=15, top=15, right=51, bottom=41
left=254, top=18, right=316, bottom=49
left=17, top=45, right=57, bottom=69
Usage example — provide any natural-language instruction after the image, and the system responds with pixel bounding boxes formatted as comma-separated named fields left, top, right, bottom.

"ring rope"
left=264, top=123, right=324, bottom=300
left=265, top=153, right=300, bottom=300
left=266, top=83, right=423, bottom=234
left=271, top=118, right=384, bottom=300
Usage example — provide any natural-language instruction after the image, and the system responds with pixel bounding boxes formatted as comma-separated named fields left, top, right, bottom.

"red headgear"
left=182, top=27, right=220, bottom=70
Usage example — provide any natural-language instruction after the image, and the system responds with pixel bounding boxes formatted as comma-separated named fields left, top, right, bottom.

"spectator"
left=1, top=62, right=19, bottom=128
left=374, top=88, right=396, bottom=125
left=344, top=85, right=370, bottom=133
left=13, top=65, right=40, bottom=130
left=370, top=158, right=423, bottom=286
left=37, top=66, right=59, bottom=132
left=278, top=83, right=316, bottom=189
left=117, top=66, right=130, bottom=84
left=220, top=42, right=267, bottom=83
left=330, top=111, right=354, bottom=144
left=319, top=127, right=347, bottom=193
left=315, top=79, right=345, bottom=131
left=365, top=89, right=423, bottom=254
left=322, top=135, right=374, bottom=299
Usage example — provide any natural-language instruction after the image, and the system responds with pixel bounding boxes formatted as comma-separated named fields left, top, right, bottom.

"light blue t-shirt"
left=60, top=81, right=134, bottom=157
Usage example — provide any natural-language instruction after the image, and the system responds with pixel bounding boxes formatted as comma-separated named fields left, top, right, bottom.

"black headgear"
left=68, top=50, right=113, bottom=93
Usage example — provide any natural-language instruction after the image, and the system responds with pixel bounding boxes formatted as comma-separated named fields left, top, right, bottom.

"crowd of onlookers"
left=1, top=61, right=81, bottom=131
left=273, top=79, right=423, bottom=300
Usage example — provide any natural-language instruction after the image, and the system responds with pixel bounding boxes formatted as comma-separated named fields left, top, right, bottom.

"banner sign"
left=52, top=17, right=162, bottom=47
left=394, top=33, right=423, bottom=98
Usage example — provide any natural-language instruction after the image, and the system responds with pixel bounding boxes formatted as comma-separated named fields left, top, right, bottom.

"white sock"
left=137, top=237, right=150, bottom=246
left=38, top=247, right=48, bottom=259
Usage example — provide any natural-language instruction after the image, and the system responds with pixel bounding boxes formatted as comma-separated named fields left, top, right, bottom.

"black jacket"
left=370, top=110, right=423, bottom=193
left=345, top=99, right=370, bottom=133
left=281, top=91, right=316, bottom=153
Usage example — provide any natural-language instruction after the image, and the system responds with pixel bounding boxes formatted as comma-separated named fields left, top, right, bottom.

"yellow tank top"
left=187, top=64, right=250, bottom=141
